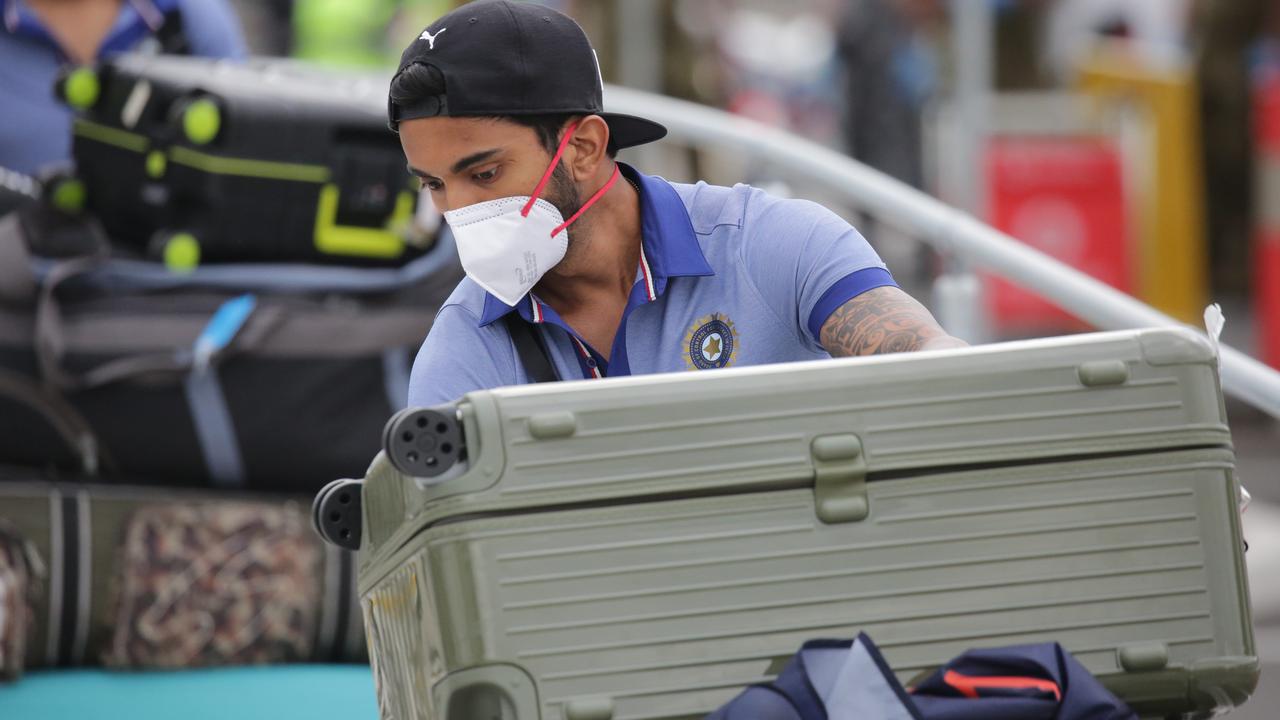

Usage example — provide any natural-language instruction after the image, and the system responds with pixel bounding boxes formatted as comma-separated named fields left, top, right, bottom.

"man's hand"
left=820, top=286, right=967, bottom=357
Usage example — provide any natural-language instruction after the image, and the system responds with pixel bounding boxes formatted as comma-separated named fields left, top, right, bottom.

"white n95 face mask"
left=443, top=196, right=568, bottom=306
left=441, top=120, right=621, bottom=307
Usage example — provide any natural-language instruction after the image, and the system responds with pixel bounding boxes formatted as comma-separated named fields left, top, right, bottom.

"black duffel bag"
left=0, top=207, right=462, bottom=492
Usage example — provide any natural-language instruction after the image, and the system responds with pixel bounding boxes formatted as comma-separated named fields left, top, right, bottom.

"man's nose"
left=435, top=189, right=484, bottom=214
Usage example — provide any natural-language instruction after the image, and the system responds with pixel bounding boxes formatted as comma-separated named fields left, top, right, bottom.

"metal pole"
left=933, top=0, right=994, bottom=344
left=614, top=0, right=664, bottom=168
left=615, top=0, right=663, bottom=93
left=949, top=0, right=992, bottom=217
left=602, top=85, right=1280, bottom=419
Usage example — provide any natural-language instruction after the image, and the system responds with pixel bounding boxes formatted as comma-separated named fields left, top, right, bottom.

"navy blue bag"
left=706, top=633, right=1136, bottom=720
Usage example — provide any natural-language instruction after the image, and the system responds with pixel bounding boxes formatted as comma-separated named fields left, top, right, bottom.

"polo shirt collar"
left=620, top=162, right=714, bottom=284
left=477, top=162, right=713, bottom=327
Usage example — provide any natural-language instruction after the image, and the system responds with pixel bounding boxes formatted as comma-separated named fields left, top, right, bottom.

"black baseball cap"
left=388, top=0, right=667, bottom=150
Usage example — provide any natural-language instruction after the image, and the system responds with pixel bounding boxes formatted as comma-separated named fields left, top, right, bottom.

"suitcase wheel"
left=313, top=478, right=363, bottom=551
left=383, top=407, right=464, bottom=478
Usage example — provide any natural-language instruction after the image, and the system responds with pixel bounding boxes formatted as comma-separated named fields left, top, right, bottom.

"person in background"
left=1191, top=0, right=1276, bottom=299
left=0, top=0, right=247, bottom=177
left=836, top=0, right=941, bottom=191
left=226, top=0, right=290, bottom=57
left=834, top=0, right=943, bottom=288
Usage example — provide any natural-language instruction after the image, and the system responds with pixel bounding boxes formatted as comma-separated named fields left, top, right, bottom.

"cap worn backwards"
left=387, top=0, right=666, bottom=149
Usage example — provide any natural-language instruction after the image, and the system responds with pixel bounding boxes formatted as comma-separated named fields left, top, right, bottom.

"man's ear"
left=565, top=115, right=611, bottom=181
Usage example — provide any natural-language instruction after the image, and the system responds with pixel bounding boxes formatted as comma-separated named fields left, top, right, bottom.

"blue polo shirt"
left=407, top=163, right=896, bottom=407
left=0, top=0, right=246, bottom=175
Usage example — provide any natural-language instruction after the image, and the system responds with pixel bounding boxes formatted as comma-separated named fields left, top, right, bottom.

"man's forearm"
left=919, top=335, right=970, bottom=351
left=820, top=286, right=967, bottom=357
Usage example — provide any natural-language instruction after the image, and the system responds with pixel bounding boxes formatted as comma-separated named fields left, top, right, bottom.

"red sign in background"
left=984, top=137, right=1132, bottom=335
left=1255, top=72, right=1280, bottom=370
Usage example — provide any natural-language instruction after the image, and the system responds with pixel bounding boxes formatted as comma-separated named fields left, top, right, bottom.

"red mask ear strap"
left=551, top=164, right=619, bottom=237
left=522, top=119, right=581, bottom=217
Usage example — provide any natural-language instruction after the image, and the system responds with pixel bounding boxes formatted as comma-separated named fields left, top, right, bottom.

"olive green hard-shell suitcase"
left=347, top=328, right=1256, bottom=720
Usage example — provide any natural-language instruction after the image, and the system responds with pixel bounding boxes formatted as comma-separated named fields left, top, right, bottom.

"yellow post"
left=1077, top=48, right=1208, bottom=322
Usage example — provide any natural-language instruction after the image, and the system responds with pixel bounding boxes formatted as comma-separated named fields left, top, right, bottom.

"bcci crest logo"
left=684, top=313, right=738, bottom=370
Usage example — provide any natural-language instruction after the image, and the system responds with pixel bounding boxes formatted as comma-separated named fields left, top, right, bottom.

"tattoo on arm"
left=820, top=286, right=961, bottom=357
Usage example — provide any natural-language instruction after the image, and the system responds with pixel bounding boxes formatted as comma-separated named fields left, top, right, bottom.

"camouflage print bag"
left=0, top=523, right=43, bottom=680
left=102, top=502, right=322, bottom=668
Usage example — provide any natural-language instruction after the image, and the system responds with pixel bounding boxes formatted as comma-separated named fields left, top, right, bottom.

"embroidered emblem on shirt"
left=684, top=313, right=738, bottom=370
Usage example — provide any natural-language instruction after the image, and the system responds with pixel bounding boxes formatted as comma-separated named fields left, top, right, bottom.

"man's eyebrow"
left=450, top=148, right=501, bottom=175
left=406, top=148, right=504, bottom=181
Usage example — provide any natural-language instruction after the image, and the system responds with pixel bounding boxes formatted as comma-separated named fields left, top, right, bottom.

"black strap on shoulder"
left=504, top=314, right=560, bottom=383
left=155, top=9, right=192, bottom=55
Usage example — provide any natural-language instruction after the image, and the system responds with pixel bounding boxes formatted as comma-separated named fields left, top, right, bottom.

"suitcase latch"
left=811, top=434, right=868, bottom=523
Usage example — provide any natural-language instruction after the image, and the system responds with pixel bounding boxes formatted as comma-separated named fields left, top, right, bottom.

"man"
left=0, top=0, right=245, bottom=175
left=395, top=0, right=965, bottom=408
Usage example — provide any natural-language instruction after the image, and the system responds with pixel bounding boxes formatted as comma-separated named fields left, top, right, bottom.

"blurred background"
left=1, top=0, right=1278, bottom=718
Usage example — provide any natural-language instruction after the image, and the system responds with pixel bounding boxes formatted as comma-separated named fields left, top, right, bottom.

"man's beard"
left=545, top=161, right=582, bottom=231
left=542, top=161, right=587, bottom=274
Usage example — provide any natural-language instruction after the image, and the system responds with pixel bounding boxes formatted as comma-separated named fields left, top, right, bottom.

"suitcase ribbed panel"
left=492, top=358, right=1222, bottom=501
left=378, top=330, right=1227, bottom=531
left=361, top=449, right=1247, bottom=719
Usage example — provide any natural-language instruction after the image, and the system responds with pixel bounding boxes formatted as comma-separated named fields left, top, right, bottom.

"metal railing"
left=604, top=85, right=1280, bottom=420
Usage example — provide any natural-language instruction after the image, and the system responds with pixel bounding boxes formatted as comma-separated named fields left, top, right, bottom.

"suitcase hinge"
left=811, top=434, right=868, bottom=523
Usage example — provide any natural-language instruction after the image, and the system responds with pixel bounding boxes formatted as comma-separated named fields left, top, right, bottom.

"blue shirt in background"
left=408, top=163, right=897, bottom=407
left=0, top=0, right=246, bottom=176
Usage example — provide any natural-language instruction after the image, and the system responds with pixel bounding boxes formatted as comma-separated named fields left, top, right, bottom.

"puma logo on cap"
left=420, top=27, right=446, bottom=49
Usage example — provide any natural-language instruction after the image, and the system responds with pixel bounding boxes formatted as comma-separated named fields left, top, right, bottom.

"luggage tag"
left=1203, top=303, right=1225, bottom=360
left=1203, top=304, right=1252, bottom=517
